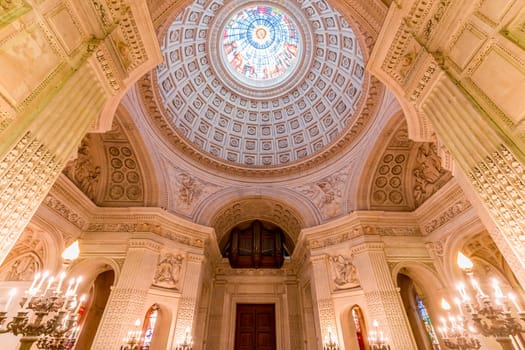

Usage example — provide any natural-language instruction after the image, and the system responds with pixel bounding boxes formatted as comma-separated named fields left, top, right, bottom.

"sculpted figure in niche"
left=153, top=253, right=183, bottom=289
left=330, top=255, right=359, bottom=290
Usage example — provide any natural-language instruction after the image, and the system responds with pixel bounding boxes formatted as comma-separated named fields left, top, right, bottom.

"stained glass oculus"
left=222, top=5, right=300, bottom=82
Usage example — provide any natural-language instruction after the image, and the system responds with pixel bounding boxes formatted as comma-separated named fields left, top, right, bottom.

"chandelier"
left=440, top=252, right=525, bottom=350
left=0, top=241, right=84, bottom=350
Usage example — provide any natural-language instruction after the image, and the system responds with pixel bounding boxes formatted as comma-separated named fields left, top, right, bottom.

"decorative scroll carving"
left=86, top=222, right=204, bottom=248
left=423, top=199, right=472, bottom=234
left=152, top=253, right=183, bottom=289
left=1, top=253, right=39, bottom=281
left=43, top=193, right=87, bottom=229
left=329, top=255, right=359, bottom=290
left=413, top=143, right=451, bottom=206
left=168, top=165, right=220, bottom=216
left=309, top=227, right=364, bottom=250
left=63, top=136, right=100, bottom=201
left=295, top=170, right=349, bottom=219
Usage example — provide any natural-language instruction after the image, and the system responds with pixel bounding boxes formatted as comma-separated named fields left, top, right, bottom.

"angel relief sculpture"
left=329, top=255, right=359, bottom=290
left=153, top=253, right=184, bottom=289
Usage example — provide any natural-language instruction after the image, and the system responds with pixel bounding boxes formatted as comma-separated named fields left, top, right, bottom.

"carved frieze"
left=86, top=222, right=204, bottom=248
left=152, top=253, right=183, bottom=289
left=43, top=193, right=87, bottom=230
left=329, top=255, right=359, bottom=290
left=295, top=170, right=349, bottom=220
left=423, top=199, right=472, bottom=234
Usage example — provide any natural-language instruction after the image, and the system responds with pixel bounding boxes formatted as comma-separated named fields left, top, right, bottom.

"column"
left=0, top=0, right=160, bottom=265
left=173, top=253, right=205, bottom=346
left=352, top=240, right=417, bottom=350
left=309, top=254, right=338, bottom=349
left=421, top=74, right=525, bottom=288
left=90, top=239, right=160, bottom=350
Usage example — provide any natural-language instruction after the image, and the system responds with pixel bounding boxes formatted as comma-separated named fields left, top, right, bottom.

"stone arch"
left=393, top=262, right=445, bottom=350
left=0, top=223, right=62, bottom=280
left=446, top=229, right=525, bottom=299
left=197, top=192, right=311, bottom=253
left=194, top=186, right=320, bottom=228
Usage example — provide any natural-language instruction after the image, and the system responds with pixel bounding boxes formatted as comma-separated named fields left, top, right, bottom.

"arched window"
left=351, top=306, right=367, bottom=350
left=142, top=304, right=159, bottom=349
left=415, top=295, right=441, bottom=350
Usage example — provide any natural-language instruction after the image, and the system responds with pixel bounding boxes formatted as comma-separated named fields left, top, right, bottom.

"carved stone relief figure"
left=329, top=255, right=359, bottom=290
left=152, top=253, right=184, bottom=289
left=296, top=171, right=349, bottom=219
left=412, top=143, right=451, bottom=206
left=1, top=254, right=40, bottom=281
left=63, top=136, right=100, bottom=201
left=166, top=162, right=221, bottom=216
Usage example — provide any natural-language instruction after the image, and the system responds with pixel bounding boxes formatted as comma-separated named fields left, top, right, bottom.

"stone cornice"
left=43, top=175, right=213, bottom=249
left=302, top=211, right=420, bottom=250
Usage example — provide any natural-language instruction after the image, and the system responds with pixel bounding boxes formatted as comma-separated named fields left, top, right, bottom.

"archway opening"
left=75, top=270, right=115, bottom=350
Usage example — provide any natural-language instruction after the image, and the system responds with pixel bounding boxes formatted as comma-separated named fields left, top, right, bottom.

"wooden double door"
left=234, top=304, right=276, bottom=350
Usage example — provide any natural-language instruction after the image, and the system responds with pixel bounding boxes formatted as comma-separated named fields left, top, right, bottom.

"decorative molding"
left=423, top=199, right=472, bottom=234
left=42, top=193, right=87, bottom=229
left=86, top=222, right=204, bottom=248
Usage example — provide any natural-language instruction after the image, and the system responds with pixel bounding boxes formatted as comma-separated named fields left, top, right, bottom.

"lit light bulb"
left=457, top=252, right=473, bottom=270
left=441, top=298, right=451, bottom=311
left=62, top=241, right=80, bottom=261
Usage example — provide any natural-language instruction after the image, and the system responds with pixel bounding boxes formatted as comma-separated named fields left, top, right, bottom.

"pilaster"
left=173, top=253, right=205, bottom=344
left=352, top=241, right=417, bottom=350
left=90, top=239, right=161, bottom=350
left=309, top=254, right=338, bottom=348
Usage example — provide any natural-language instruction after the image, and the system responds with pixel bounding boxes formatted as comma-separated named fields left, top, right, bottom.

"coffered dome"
left=152, top=0, right=375, bottom=173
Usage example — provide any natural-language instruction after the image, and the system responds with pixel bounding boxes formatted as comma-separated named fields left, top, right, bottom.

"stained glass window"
left=351, top=306, right=366, bottom=350
left=416, top=295, right=441, bottom=350
left=142, top=304, right=159, bottom=348
left=222, top=5, right=300, bottom=82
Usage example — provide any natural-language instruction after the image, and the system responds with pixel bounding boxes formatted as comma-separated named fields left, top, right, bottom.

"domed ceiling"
left=149, top=0, right=377, bottom=175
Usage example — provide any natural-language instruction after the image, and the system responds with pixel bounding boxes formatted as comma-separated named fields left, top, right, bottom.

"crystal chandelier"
left=322, top=327, right=339, bottom=350
left=0, top=239, right=84, bottom=350
left=368, top=320, right=391, bottom=350
left=175, top=327, right=193, bottom=350
left=441, top=252, right=525, bottom=350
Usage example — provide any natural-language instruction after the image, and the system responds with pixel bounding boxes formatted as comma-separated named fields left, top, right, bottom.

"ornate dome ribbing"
left=156, top=0, right=367, bottom=168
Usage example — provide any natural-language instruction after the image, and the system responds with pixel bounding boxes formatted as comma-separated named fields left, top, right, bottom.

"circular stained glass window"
left=221, top=5, right=300, bottom=84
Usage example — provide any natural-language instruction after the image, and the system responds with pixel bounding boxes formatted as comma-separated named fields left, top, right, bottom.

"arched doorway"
left=397, top=273, right=440, bottom=350
left=75, top=270, right=115, bottom=350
